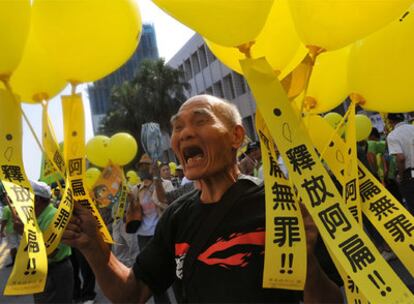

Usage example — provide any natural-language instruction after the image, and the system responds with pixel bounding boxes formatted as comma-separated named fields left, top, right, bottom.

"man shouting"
left=63, top=95, right=342, bottom=303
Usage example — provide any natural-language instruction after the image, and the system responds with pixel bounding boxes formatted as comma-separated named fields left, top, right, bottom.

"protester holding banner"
left=63, top=95, right=342, bottom=303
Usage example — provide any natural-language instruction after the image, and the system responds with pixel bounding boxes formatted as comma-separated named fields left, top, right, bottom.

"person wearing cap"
left=15, top=180, right=73, bottom=303
left=239, top=141, right=262, bottom=177
left=63, top=95, right=342, bottom=303
left=386, top=113, right=414, bottom=214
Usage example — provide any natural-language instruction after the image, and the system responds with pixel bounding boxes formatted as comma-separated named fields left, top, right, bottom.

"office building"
left=167, top=34, right=258, bottom=140
left=88, top=24, right=159, bottom=133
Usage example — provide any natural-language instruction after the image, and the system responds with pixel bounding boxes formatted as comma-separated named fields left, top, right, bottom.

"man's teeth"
left=187, top=155, right=203, bottom=164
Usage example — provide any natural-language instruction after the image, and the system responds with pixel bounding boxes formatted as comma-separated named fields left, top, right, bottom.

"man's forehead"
left=172, top=100, right=215, bottom=122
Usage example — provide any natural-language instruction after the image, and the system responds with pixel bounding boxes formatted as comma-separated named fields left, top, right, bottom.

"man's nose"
left=179, top=125, right=196, bottom=141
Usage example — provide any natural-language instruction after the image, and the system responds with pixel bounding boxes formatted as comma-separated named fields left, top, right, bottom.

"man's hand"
left=62, top=203, right=101, bottom=252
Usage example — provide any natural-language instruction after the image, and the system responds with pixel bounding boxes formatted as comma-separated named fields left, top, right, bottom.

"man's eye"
left=173, top=124, right=183, bottom=132
left=195, top=118, right=207, bottom=125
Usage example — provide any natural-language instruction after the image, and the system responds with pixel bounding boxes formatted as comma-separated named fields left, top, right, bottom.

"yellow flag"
left=307, top=114, right=414, bottom=282
left=342, top=102, right=362, bottom=223
left=62, top=94, right=113, bottom=244
left=241, top=57, right=414, bottom=304
left=256, top=111, right=306, bottom=290
left=0, top=89, right=48, bottom=295
left=41, top=101, right=72, bottom=255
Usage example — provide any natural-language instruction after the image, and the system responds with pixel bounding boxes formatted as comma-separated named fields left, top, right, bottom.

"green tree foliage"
left=99, top=58, right=190, bottom=166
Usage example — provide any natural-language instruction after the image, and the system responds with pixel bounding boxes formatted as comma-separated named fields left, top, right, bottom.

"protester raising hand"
left=62, top=203, right=101, bottom=251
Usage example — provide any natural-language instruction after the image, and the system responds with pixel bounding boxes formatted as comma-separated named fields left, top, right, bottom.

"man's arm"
left=63, top=204, right=152, bottom=303
left=304, top=254, right=343, bottom=304
left=395, top=153, right=406, bottom=179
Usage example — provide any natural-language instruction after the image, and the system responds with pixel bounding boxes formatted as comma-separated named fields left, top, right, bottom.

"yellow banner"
left=42, top=101, right=72, bottom=255
left=306, top=114, right=414, bottom=281
left=115, top=172, right=128, bottom=221
left=342, top=102, right=362, bottom=223
left=91, top=163, right=122, bottom=208
left=256, top=111, right=306, bottom=290
left=62, top=94, right=113, bottom=244
left=41, top=102, right=66, bottom=176
left=241, top=57, right=413, bottom=304
left=0, top=89, right=47, bottom=295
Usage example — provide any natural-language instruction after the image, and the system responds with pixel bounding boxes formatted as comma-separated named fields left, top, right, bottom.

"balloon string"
left=318, top=101, right=353, bottom=160
left=71, top=83, right=78, bottom=96
left=2, top=79, right=47, bottom=156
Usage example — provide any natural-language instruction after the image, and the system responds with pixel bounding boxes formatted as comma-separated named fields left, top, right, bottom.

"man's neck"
left=197, top=165, right=240, bottom=204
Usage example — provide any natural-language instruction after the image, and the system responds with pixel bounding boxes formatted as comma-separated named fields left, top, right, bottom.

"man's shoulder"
left=168, top=187, right=200, bottom=210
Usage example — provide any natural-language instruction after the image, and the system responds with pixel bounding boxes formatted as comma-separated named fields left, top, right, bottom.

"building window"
left=213, top=81, right=224, bottom=98
left=206, top=46, right=217, bottom=64
left=198, top=45, right=208, bottom=69
left=243, top=115, right=256, bottom=140
left=223, top=74, right=236, bottom=100
left=233, top=72, right=247, bottom=96
left=191, top=52, right=201, bottom=75
left=184, top=59, right=193, bottom=81
left=177, top=64, right=185, bottom=81
left=205, top=86, right=213, bottom=95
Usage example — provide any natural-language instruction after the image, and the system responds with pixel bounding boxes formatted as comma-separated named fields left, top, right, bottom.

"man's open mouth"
left=183, top=145, right=205, bottom=165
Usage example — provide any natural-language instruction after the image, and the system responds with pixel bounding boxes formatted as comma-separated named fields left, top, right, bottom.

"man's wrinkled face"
left=170, top=99, right=235, bottom=180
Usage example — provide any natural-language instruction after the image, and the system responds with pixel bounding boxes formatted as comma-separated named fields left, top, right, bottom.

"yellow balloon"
left=323, top=112, right=345, bottom=135
left=349, top=5, right=414, bottom=113
left=287, top=0, right=413, bottom=50
left=10, top=27, right=67, bottom=103
left=0, top=0, right=31, bottom=77
left=355, top=114, right=372, bottom=142
left=205, top=0, right=303, bottom=74
left=85, top=167, right=101, bottom=189
left=169, top=162, right=177, bottom=175
left=86, top=136, right=110, bottom=168
left=300, top=46, right=350, bottom=114
left=153, top=0, right=274, bottom=47
left=126, top=170, right=140, bottom=186
left=108, top=133, right=138, bottom=166
left=32, top=0, right=142, bottom=83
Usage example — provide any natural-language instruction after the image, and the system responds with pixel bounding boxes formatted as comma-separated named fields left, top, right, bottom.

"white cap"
left=30, top=180, right=51, bottom=199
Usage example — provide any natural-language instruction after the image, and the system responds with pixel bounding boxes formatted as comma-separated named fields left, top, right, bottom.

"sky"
left=22, top=0, right=194, bottom=180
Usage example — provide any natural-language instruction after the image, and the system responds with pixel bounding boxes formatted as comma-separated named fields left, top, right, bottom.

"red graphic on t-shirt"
left=175, top=243, right=190, bottom=256
left=197, top=231, right=265, bottom=268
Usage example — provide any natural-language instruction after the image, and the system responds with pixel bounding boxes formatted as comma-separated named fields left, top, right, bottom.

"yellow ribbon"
left=240, top=57, right=413, bottom=304
left=256, top=110, right=307, bottom=290
left=0, top=89, right=47, bottom=295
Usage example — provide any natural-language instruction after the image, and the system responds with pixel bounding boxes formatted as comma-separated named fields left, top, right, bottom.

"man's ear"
left=231, top=124, right=245, bottom=150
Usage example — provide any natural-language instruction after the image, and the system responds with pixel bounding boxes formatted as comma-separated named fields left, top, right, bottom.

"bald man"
left=63, top=95, right=342, bottom=303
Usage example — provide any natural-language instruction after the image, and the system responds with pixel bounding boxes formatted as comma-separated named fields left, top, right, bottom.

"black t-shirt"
left=133, top=175, right=341, bottom=303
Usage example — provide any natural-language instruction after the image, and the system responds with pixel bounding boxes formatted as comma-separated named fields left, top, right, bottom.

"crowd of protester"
left=1, top=97, right=414, bottom=303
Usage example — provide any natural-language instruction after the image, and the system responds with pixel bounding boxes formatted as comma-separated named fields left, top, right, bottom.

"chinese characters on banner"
left=0, top=89, right=48, bottom=295
left=241, top=57, right=414, bottom=304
